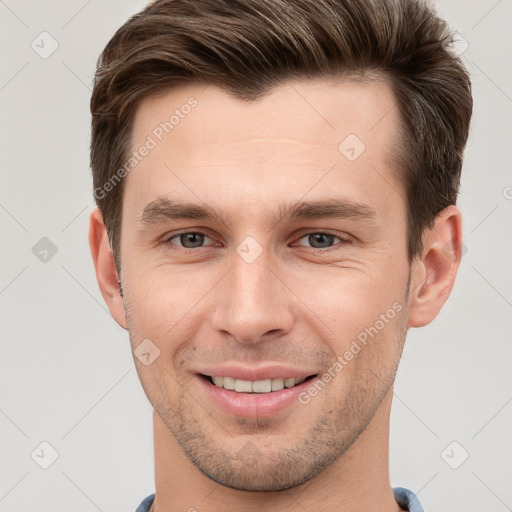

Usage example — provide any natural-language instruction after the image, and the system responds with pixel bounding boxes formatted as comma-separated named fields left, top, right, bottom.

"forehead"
left=124, top=78, right=403, bottom=225
left=133, top=77, right=399, bottom=151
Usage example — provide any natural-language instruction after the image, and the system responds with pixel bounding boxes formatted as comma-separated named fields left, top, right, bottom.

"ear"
left=408, top=205, right=463, bottom=328
left=88, top=208, right=127, bottom=329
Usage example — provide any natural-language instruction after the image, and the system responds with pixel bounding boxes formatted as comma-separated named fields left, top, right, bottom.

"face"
left=118, top=79, right=412, bottom=491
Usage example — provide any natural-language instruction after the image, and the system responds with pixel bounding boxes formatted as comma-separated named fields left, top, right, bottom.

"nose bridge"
left=212, top=242, right=293, bottom=343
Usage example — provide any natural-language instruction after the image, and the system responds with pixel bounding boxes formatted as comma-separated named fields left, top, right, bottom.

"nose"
left=211, top=247, right=295, bottom=344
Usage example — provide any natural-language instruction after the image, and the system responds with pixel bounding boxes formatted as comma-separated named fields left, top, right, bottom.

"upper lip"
left=196, top=365, right=318, bottom=381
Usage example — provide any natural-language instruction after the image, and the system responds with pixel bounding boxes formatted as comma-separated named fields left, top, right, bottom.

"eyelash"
left=162, top=230, right=352, bottom=252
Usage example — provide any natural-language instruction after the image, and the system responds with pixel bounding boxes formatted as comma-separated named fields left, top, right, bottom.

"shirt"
left=135, top=486, right=425, bottom=511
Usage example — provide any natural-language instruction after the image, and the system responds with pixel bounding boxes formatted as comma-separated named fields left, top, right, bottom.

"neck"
left=151, top=387, right=400, bottom=512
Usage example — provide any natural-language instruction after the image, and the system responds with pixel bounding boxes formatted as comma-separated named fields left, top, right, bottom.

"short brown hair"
left=90, top=0, right=472, bottom=272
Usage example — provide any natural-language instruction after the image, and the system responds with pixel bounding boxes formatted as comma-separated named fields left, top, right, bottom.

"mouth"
left=195, top=366, right=321, bottom=417
left=199, top=373, right=318, bottom=393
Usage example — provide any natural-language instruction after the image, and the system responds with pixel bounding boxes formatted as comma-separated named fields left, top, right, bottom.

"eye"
left=164, top=231, right=214, bottom=249
left=161, top=230, right=351, bottom=252
left=294, top=231, right=351, bottom=250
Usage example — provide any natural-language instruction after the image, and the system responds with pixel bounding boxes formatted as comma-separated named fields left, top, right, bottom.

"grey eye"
left=306, top=233, right=337, bottom=249
left=171, top=232, right=208, bottom=249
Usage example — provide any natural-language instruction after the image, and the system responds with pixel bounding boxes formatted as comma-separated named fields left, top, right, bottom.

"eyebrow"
left=138, top=197, right=377, bottom=227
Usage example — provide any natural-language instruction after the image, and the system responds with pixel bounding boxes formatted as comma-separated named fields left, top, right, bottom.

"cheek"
left=123, top=264, right=218, bottom=371
left=290, top=269, right=408, bottom=380
left=290, top=265, right=405, bottom=328
left=125, top=262, right=206, bottom=321
left=320, top=307, right=407, bottom=402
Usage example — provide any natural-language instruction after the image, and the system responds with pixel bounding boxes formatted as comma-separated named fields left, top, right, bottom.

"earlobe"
left=408, top=205, right=463, bottom=328
left=88, top=208, right=127, bottom=329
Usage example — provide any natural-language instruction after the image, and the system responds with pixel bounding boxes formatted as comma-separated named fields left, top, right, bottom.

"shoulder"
left=135, top=492, right=155, bottom=512
left=393, top=487, right=426, bottom=512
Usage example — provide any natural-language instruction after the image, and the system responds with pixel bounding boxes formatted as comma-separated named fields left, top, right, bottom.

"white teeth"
left=271, top=378, right=285, bottom=391
left=252, top=379, right=272, bottom=393
left=210, top=376, right=308, bottom=393
left=284, top=377, right=296, bottom=388
left=234, top=379, right=253, bottom=393
left=223, top=376, right=235, bottom=390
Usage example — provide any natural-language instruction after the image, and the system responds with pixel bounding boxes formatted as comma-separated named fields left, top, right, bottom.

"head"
left=89, top=0, right=471, bottom=492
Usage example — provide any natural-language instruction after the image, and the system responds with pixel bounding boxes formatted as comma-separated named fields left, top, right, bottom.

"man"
left=88, top=0, right=472, bottom=510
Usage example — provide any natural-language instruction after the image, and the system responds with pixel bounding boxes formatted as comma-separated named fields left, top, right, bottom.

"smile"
left=197, top=372, right=319, bottom=417
left=202, top=374, right=317, bottom=393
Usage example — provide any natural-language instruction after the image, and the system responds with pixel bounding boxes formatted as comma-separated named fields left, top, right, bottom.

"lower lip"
left=197, top=375, right=316, bottom=418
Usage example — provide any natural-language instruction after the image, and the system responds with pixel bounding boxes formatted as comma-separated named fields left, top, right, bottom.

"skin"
left=89, top=79, right=462, bottom=512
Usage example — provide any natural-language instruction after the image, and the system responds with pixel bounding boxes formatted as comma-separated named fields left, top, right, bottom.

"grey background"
left=0, top=1, right=511, bottom=511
